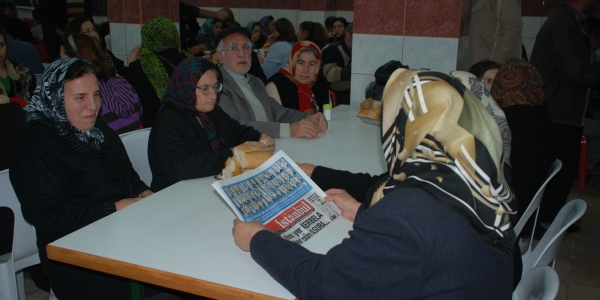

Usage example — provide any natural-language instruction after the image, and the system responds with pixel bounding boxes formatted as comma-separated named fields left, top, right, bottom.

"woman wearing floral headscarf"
left=491, top=57, right=557, bottom=237
left=148, top=58, right=275, bottom=191
left=124, top=17, right=192, bottom=128
left=266, top=41, right=330, bottom=114
left=233, top=69, right=515, bottom=299
left=9, top=58, right=153, bottom=299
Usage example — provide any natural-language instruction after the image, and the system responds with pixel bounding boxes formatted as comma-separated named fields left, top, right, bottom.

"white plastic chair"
left=0, top=169, right=40, bottom=300
left=522, top=199, right=587, bottom=276
left=514, top=159, right=562, bottom=254
left=119, top=128, right=152, bottom=186
left=513, top=266, right=559, bottom=300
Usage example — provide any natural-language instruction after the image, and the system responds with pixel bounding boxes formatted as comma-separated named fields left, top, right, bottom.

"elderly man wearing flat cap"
left=215, top=27, right=328, bottom=139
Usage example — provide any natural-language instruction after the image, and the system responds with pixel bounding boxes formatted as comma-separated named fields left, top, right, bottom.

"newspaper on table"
left=212, top=150, right=341, bottom=245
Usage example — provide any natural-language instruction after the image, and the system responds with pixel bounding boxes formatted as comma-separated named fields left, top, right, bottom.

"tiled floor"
left=554, top=178, right=600, bottom=300
left=22, top=179, right=600, bottom=300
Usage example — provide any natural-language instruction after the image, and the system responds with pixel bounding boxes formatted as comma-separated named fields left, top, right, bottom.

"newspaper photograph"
left=212, top=151, right=341, bottom=245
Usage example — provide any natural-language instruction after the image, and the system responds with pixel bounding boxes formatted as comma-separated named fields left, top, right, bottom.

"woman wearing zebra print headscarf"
left=233, top=69, right=516, bottom=300
left=9, top=58, right=154, bottom=299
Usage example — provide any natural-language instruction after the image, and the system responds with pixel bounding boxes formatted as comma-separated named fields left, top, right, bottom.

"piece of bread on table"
left=259, top=136, right=269, bottom=145
left=222, top=157, right=242, bottom=179
left=238, top=151, right=272, bottom=169
left=360, top=98, right=374, bottom=110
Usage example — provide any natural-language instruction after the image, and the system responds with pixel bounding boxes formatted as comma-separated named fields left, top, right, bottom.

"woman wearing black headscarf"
left=148, top=58, right=275, bottom=191
left=233, top=69, right=516, bottom=299
left=9, top=58, right=153, bottom=299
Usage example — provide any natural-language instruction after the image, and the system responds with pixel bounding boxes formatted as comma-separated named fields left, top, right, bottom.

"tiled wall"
left=350, top=0, right=470, bottom=104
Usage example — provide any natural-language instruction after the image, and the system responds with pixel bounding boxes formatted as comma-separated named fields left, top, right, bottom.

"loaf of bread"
left=238, top=151, right=272, bottom=169
left=222, top=157, right=242, bottom=178
left=221, top=145, right=273, bottom=179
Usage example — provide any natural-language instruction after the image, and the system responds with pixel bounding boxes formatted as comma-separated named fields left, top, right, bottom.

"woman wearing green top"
left=0, top=30, right=35, bottom=103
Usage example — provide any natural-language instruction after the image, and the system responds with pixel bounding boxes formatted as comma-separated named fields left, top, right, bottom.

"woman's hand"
left=115, top=197, right=142, bottom=211
left=138, top=190, right=154, bottom=198
left=232, top=219, right=266, bottom=251
left=297, top=163, right=316, bottom=177
left=127, top=44, right=141, bottom=64
left=325, top=189, right=360, bottom=221
left=259, top=134, right=275, bottom=152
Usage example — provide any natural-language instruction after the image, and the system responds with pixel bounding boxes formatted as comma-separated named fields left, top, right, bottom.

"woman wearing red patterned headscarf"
left=266, top=41, right=330, bottom=115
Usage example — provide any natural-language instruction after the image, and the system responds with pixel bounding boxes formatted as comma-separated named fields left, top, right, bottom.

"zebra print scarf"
left=367, top=69, right=516, bottom=258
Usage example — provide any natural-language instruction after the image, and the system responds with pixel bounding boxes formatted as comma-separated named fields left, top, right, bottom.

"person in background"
left=297, top=21, right=329, bottom=49
left=64, top=17, right=136, bottom=76
left=467, top=0, right=522, bottom=68
left=261, top=18, right=297, bottom=79
left=325, top=16, right=337, bottom=39
left=40, top=0, right=92, bottom=61
left=322, top=23, right=352, bottom=105
left=0, top=30, right=36, bottom=103
left=124, top=17, right=192, bottom=128
left=196, top=17, right=224, bottom=52
left=530, top=0, right=600, bottom=232
left=60, top=34, right=142, bottom=134
left=0, top=85, right=25, bottom=171
left=259, top=15, right=275, bottom=45
left=216, top=27, right=327, bottom=139
left=179, top=1, right=229, bottom=52
left=233, top=69, right=515, bottom=300
left=266, top=41, right=330, bottom=114
left=1, top=22, right=43, bottom=75
left=468, top=60, right=501, bottom=92
left=0, top=2, right=34, bottom=43
left=148, top=57, right=274, bottom=191
left=9, top=58, right=154, bottom=299
left=30, top=8, right=43, bottom=43
left=329, top=17, right=348, bottom=43
left=180, top=15, right=205, bottom=56
left=491, top=57, right=557, bottom=238
left=246, top=21, right=263, bottom=49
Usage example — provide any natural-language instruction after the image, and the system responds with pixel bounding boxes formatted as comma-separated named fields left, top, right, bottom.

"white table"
left=47, top=105, right=386, bottom=299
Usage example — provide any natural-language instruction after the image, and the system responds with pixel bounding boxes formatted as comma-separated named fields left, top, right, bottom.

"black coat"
left=148, top=105, right=262, bottom=191
left=123, top=49, right=188, bottom=128
left=503, top=104, right=558, bottom=219
left=530, top=4, right=600, bottom=127
left=267, top=73, right=331, bottom=113
left=9, top=120, right=149, bottom=299
left=251, top=188, right=514, bottom=300
left=0, top=101, right=26, bottom=171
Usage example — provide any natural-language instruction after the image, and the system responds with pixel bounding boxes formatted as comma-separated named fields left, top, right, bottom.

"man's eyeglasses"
left=221, top=45, right=252, bottom=54
left=196, top=83, right=223, bottom=95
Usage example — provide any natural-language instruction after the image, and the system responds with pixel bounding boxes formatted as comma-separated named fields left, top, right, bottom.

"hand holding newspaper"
left=213, top=151, right=341, bottom=245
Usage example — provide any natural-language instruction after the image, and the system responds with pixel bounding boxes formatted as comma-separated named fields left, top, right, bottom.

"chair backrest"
left=0, top=170, right=39, bottom=272
left=119, top=128, right=152, bottom=186
left=522, top=199, right=587, bottom=274
left=513, top=266, right=559, bottom=300
left=514, top=159, right=562, bottom=236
